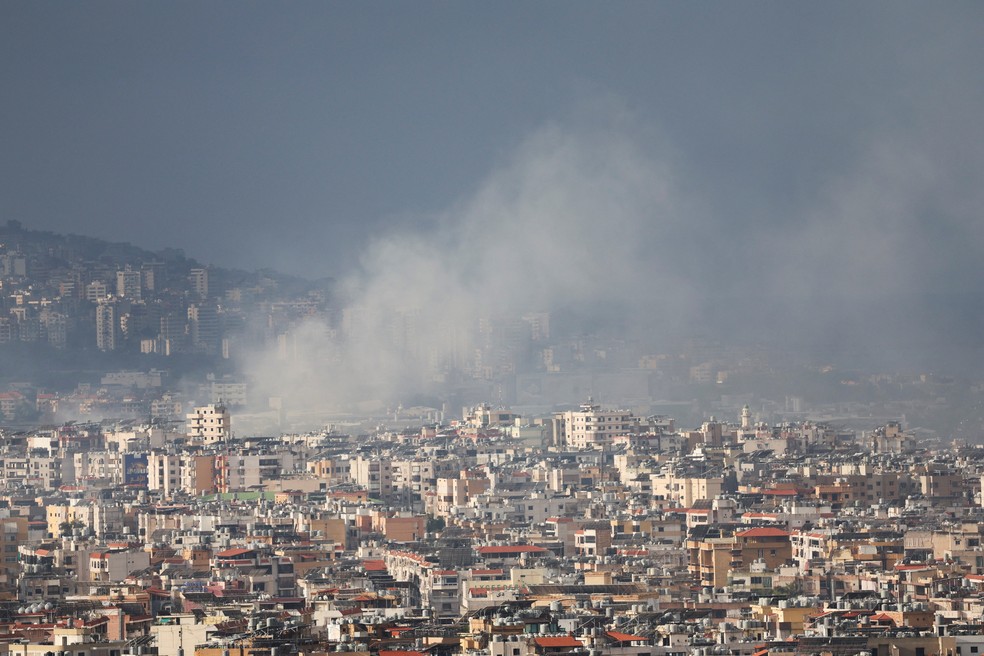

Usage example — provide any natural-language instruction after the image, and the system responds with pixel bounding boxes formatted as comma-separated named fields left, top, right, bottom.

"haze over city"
left=8, top=7, right=984, bottom=655
left=2, top=2, right=984, bottom=417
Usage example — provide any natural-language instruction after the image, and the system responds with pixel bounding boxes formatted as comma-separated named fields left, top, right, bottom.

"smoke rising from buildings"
left=0, top=4, right=981, bottom=434
left=241, top=115, right=703, bottom=413
left=240, top=99, right=984, bottom=420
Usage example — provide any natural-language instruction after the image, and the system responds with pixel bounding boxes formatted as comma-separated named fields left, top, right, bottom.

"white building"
left=210, top=379, right=247, bottom=406
left=147, top=452, right=182, bottom=496
left=216, top=452, right=293, bottom=493
left=115, top=267, right=142, bottom=300
left=551, top=400, right=638, bottom=449
left=350, top=455, right=395, bottom=500
left=186, top=404, right=231, bottom=444
left=95, top=301, right=116, bottom=351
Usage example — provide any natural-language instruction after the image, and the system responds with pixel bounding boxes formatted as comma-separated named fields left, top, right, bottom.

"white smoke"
left=239, top=105, right=984, bottom=421
left=240, top=114, right=701, bottom=415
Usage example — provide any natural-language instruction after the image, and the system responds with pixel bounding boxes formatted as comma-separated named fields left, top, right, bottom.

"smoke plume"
left=241, top=114, right=702, bottom=415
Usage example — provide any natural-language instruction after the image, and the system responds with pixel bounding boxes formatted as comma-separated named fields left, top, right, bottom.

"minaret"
left=740, top=404, right=752, bottom=430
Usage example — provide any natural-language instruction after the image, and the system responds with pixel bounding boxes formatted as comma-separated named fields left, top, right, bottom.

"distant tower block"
left=116, top=267, right=142, bottom=300
left=189, top=267, right=209, bottom=298
left=741, top=404, right=752, bottom=430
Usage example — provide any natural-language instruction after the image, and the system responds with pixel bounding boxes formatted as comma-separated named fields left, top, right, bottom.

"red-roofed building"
left=605, top=631, right=647, bottom=644
left=761, top=486, right=808, bottom=498
left=870, top=612, right=896, bottom=626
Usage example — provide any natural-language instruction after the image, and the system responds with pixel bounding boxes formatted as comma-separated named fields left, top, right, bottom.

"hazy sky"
left=2, top=1, right=982, bottom=296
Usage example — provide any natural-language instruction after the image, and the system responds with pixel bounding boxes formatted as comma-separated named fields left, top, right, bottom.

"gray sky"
left=1, top=1, right=982, bottom=303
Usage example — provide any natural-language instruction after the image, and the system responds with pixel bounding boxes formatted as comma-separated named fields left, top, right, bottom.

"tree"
left=59, top=519, right=88, bottom=538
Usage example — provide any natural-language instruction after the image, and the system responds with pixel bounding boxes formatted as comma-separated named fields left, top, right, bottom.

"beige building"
left=186, top=404, right=231, bottom=444
left=650, top=471, right=723, bottom=508
left=0, top=517, right=27, bottom=599
left=551, top=400, right=638, bottom=449
left=115, top=267, right=142, bottom=300
left=95, top=301, right=116, bottom=351
left=147, top=453, right=216, bottom=496
left=689, top=536, right=734, bottom=588
left=147, top=453, right=181, bottom=496
left=88, top=549, right=150, bottom=583
left=182, top=455, right=216, bottom=494
left=374, top=513, right=426, bottom=542
left=433, top=472, right=490, bottom=517
left=215, top=452, right=292, bottom=493
left=689, top=527, right=792, bottom=589
left=307, top=455, right=352, bottom=486
left=47, top=504, right=95, bottom=539
left=574, top=524, right=612, bottom=558
left=152, top=614, right=209, bottom=656
left=349, top=455, right=395, bottom=500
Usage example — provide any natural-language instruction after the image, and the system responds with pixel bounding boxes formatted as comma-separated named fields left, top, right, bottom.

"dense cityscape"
left=1, top=223, right=984, bottom=656
left=3, top=394, right=984, bottom=656
left=3, top=4, right=984, bottom=656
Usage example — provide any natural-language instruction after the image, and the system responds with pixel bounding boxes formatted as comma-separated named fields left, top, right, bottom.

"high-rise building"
left=210, top=377, right=247, bottom=406
left=1, top=251, right=27, bottom=277
left=156, top=310, right=191, bottom=355
left=350, top=455, right=395, bottom=500
left=41, top=310, right=67, bottom=349
left=95, top=301, right=117, bottom=351
left=187, top=303, right=219, bottom=354
left=116, top=267, right=142, bottom=301
left=86, top=280, right=108, bottom=302
left=189, top=267, right=208, bottom=299
left=141, top=260, right=164, bottom=292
